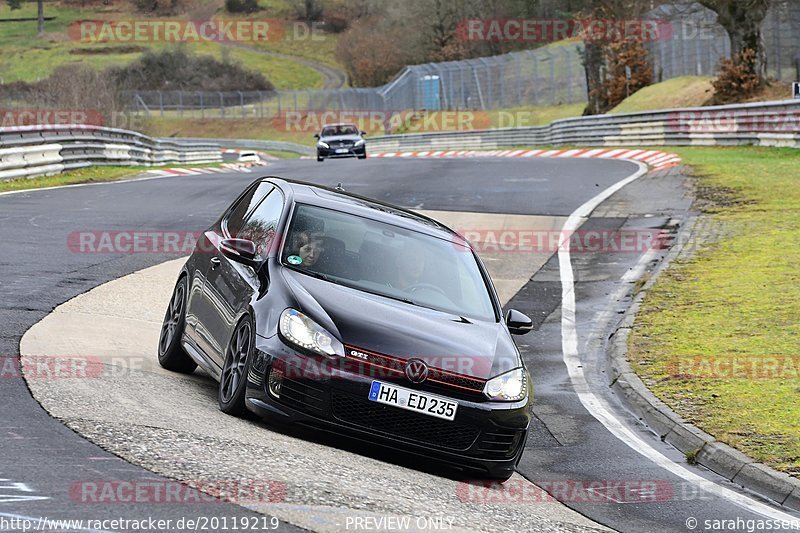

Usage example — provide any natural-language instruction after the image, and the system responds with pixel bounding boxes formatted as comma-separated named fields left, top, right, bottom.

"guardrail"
left=365, top=100, right=800, bottom=152
left=170, top=137, right=315, bottom=157
left=0, top=125, right=222, bottom=182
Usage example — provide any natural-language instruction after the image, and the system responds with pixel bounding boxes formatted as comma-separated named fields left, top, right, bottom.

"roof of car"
left=265, top=177, right=467, bottom=244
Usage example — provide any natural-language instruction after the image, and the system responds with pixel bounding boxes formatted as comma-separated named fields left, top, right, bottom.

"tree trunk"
left=582, top=0, right=609, bottom=115
left=703, top=0, right=770, bottom=81
left=582, top=40, right=606, bottom=115
left=37, top=0, right=44, bottom=35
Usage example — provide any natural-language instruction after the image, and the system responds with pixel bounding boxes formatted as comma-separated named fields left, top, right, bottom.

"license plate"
left=368, top=381, right=458, bottom=421
left=335, top=148, right=349, bottom=153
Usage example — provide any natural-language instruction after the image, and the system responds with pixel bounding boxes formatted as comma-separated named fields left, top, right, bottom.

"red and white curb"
left=142, top=162, right=263, bottom=178
left=371, top=148, right=682, bottom=171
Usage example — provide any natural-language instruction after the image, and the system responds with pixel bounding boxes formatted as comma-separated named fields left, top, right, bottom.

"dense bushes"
left=0, top=49, right=274, bottom=125
left=225, top=0, right=260, bottom=14
left=108, top=48, right=274, bottom=92
left=711, top=49, right=762, bottom=104
left=131, top=0, right=187, bottom=16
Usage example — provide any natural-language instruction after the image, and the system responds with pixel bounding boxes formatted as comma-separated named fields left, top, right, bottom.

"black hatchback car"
left=315, top=123, right=367, bottom=162
left=158, top=178, right=534, bottom=480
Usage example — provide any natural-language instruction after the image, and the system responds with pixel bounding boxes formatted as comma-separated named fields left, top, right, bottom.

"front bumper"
left=317, top=144, right=366, bottom=158
left=245, top=335, right=532, bottom=478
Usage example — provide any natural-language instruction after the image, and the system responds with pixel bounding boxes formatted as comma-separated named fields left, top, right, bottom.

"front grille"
left=272, top=375, right=327, bottom=415
left=343, top=345, right=487, bottom=394
left=331, top=392, right=480, bottom=451
left=475, top=427, right=524, bottom=459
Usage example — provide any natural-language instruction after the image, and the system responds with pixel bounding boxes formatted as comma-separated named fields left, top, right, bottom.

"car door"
left=201, top=187, right=285, bottom=366
left=188, top=181, right=274, bottom=363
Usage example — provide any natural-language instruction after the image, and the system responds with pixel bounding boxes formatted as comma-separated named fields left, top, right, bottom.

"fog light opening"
left=268, top=368, right=284, bottom=398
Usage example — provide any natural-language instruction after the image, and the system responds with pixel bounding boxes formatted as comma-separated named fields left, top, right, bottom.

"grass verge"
left=0, top=163, right=218, bottom=192
left=627, top=146, right=800, bottom=477
left=261, top=150, right=302, bottom=159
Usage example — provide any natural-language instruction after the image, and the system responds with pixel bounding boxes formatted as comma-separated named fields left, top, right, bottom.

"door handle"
left=210, top=257, right=221, bottom=270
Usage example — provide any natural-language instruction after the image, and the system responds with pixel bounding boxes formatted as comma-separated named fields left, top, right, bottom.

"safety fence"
left=363, top=100, right=800, bottom=152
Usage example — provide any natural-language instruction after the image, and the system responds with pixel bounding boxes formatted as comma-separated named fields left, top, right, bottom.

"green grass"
left=628, top=146, right=800, bottom=476
left=0, top=2, right=327, bottom=88
left=610, top=76, right=714, bottom=114
left=0, top=165, right=146, bottom=192
left=144, top=117, right=315, bottom=145
left=0, top=160, right=229, bottom=192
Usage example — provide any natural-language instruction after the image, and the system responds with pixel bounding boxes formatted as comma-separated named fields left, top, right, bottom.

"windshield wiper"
left=356, top=287, right=438, bottom=311
left=285, top=265, right=332, bottom=283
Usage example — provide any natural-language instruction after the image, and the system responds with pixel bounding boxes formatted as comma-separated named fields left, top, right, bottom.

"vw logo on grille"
left=405, top=359, right=429, bottom=384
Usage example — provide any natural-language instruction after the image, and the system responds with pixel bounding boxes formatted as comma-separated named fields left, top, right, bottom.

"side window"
left=239, top=190, right=284, bottom=257
left=225, top=183, right=274, bottom=238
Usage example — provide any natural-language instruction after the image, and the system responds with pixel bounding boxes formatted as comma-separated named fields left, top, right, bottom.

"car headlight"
left=317, top=141, right=329, bottom=149
left=279, top=308, right=344, bottom=357
left=354, top=139, right=365, bottom=146
left=483, top=367, right=528, bottom=401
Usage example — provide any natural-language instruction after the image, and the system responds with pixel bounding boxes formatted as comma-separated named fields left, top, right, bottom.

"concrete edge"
left=605, top=176, right=800, bottom=512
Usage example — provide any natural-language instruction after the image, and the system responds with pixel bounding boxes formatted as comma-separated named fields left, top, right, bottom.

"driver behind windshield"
left=390, top=243, right=428, bottom=290
left=288, top=230, right=325, bottom=268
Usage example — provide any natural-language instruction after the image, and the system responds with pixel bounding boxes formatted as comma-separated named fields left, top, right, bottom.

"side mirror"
left=220, top=238, right=259, bottom=268
left=360, top=130, right=367, bottom=136
left=313, top=133, right=320, bottom=140
left=505, top=309, right=533, bottom=335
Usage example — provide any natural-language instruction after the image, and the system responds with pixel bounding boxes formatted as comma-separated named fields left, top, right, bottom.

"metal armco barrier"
left=170, top=137, right=315, bottom=157
left=365, top=100, right=800, bottom=152
left=0, top=125, right=222, bottom=181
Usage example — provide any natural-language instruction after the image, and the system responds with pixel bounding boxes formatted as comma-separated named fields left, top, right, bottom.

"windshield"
left=281, top=204, right=496, bottom=321
left=321, top=125, right=358, bottom=136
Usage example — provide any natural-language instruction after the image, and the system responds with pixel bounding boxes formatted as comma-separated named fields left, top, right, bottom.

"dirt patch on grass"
left=70, top=45, right=146, bottom=55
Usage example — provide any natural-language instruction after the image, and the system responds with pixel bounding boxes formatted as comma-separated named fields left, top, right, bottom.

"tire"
left=357, top=154, right=367, bottom=160
left=317, top=155, right=324, bottom=162
left=158, top=276, right=197, bottom=374
left=218, top=315, right=255, bottom=417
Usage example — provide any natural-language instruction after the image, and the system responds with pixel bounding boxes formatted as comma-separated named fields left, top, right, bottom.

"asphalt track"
left=2, top=157, right=799, bottom=532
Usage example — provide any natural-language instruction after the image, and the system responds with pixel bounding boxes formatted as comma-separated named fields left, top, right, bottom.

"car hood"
left=320, top=135, right=363, bottom=143
left=280, top=268, right=519, bottom=379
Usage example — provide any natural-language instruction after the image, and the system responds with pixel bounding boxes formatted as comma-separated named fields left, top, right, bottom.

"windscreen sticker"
left=287, top=255, right=303, bottom=265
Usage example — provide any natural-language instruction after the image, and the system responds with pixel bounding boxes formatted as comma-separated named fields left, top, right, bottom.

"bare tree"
left=37, top=0, right=43, bottom=34
left=287, top=0, right=323, bottom=22
left=695, top=0, right=772, bottom=81
left=580, top=0, right=654, bottom=115
left=6, top=0, right=45, bottom=35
